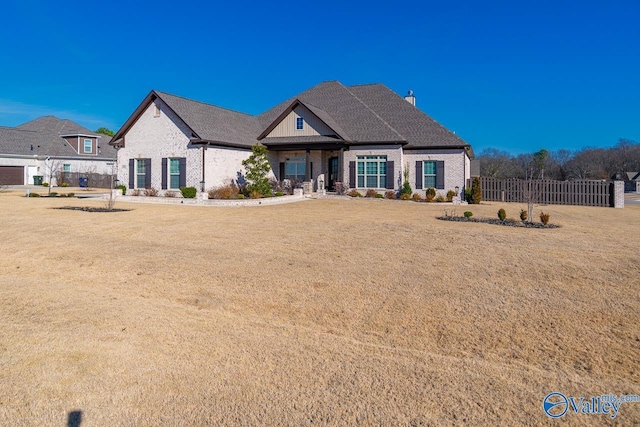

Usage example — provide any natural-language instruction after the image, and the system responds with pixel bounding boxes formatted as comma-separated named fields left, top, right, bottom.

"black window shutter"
left=386, top=161, right=394, bottom=189
left=145, top=158, right=152, bottom=188
left=179, top=157, right=187, bottom=188
left=310, top=162, right=313, bottom=180
left=415, top=161, right=423, bottom=189
left=161, top=158, right=168, bottom=190
left=436, top=161, right=445, bottom=189
left=279, top=162, right=285, bottom=180
left=129, top=159, right=135, bottom=189
left=349, top=161, right=356, bottom=188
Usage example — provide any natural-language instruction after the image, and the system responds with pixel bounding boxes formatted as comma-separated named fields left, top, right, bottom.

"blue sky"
left=0, top=0, right=638, bottom=155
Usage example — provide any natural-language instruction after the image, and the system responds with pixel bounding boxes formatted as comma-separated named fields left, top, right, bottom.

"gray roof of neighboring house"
left=155, top=91, right=262, bottom=148
left=0, top=116, right=116, bottom=159
left=627, top=172, right=640, bottom=180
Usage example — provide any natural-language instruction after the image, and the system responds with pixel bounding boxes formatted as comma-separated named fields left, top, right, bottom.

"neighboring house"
left=0, top=116, right=116, bottom=186
left=110, top=81, right=474, bottom=195
left=624, top=172, right=640, bottom=193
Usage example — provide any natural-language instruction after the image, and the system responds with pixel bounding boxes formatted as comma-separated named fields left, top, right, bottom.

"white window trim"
left=296, top=116, right=304, bottom=131
left=169, top=158, right=180, bottom=189
left=83, top=139, right=92, bottom=153
left=356, top=155, right=387, bottom=189
left=136, top=159, right=146, bottom=189
left=423, top=160, right=437, bottom=189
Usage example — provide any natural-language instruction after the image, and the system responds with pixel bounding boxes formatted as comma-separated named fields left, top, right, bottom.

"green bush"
left=434, top=194, right=446, bottom=202
left=180, top=186, right=197, bottom=198
left=446, top=190, right=456, bottom=202
left=400, top=181, right=412, bottom=197
left=425, top=187, right=436, bottom=198
left=275, top=191, right=284, bottom=197
left=375, top=193, right=383, bottom=198
left=42, top=182, right=49, bottom=187
left=116, top=184, right=127, bottom=195
left=28, top=192, right=40, bottom=197
left=49, top=192, right=58, bottom=197
left=61, top=182, right=70, bottom=187
left=237, top=194, right=245, bottom=199
left=471, top=177, right=482, bottom=204
left=498, top=208, right=507, bottom=221
left=347, top=189, right=362, bottom=197
left=520, top=208, right=528, bottom=221
left=464, top=187, right=473, bottom=203
left=464, top=211, right=473, bottom=218
left=400, top=193, right=411, bottom=200
left=540, top=211, right=550, bottom=225
left=242, top=144, right=271, bottom=196
left=365, top=189, right=378, bottom=198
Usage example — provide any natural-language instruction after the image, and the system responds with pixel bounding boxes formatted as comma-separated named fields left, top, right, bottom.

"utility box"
left=79, top=177, right=88, bottom=188
left=33, top=175, right=43, bottom=186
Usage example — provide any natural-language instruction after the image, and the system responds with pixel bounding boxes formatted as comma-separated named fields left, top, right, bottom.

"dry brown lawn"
left=0, top=191, right=638, bottom=426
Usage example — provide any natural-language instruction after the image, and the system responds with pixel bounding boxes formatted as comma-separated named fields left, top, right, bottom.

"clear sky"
left=0, top=0, right=637, bottom=155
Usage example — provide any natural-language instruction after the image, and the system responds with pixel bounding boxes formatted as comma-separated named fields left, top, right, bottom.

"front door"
left=328, top=157, right=338, bottom=191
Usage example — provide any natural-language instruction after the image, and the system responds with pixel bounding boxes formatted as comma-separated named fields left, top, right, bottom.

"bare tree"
left=44, top=158, right=61, bottom=196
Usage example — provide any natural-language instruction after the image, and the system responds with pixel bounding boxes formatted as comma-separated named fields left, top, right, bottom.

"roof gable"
left=258, top=99, right=349, bottom=140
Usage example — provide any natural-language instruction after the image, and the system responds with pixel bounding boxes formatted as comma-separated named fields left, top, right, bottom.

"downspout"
left=201, top=145, right=206, bottom=192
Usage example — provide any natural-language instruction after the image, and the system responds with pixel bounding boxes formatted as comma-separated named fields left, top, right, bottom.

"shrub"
left=365, top=189, right=378, bottom=198
left=347, top=189, right=362, bottom=197
left=375, top=193, right=383, bottom=198
left=180, top=186, right=197, bottom=198
left=61, top=193, right=75, bottom=198
left=464, top=211, right=473, bottom=218
left=237, top=194, right=245, bottom=199
left=61, top=182, right=70, bottom=187
left=275, top=191, right=284, bottom=197
left=424, top=193, right=435, bottom=202
left=131, top=189, right=142, bottom=196
left=116, top=185, right=127, bottom=195
left=29, top=192, right=40, bottom=197
left=498, top=208, right=507, bottom=221
left=384, top=190, right=396, bottom=199
left=400, top=181, right=412, bottom=197
left=400, top=193, right=412, bottom=200
left=464, top=187, right=473, bottom=203
left=164, top=191, right=177, bottom=198
left=412, top=193, right=422, bottom=202
left=434, top=194, right=446, bottom=203
left=49, top=192, right=58, bottom=197
left=42, top=182, right=49, bottom=187
left=425, top=187, right=436, bottom=198
left=208, top=184, right=239, bottom=200
left=540, top=211, right=550, bottom=225
left=471, top=177, right=482, bottom=204
left=242, top=144, right=271, bottom=196
left=145, top=187, right=158, bottom=197
left=519, top=208, right=528, bottom=221
left=446, top=190, right=456, bottom=202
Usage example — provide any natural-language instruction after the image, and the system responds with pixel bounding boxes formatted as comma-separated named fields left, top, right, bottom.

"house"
left=624, top=172, right=640, bottom=193
left=110, top=81, right=474, bottom=196
left=0, top=116, right=116, bottom=186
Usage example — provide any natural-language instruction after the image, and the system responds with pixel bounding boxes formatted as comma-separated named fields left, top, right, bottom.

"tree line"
left=477, top=139, right=640, bottom=180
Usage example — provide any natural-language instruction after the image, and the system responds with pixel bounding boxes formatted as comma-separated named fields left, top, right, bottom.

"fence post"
left=611, top=181, right=624, bottom=208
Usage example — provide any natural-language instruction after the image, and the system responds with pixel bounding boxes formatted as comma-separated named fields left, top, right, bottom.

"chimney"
left=404, top=90, right=416, bottom=106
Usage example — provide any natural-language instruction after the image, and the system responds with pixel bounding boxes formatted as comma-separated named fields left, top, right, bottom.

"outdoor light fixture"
left=455, top=186, right=459, bottom=196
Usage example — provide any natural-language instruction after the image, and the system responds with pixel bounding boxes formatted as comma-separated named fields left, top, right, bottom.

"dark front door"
left=328, top=157, right=339, bottom=191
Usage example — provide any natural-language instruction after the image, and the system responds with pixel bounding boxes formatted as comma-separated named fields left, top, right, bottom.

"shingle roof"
left=0, top=116, right=116, bottom=158
left=347, top=84, right=470, bottom=149
left=256, top=81, right=470, bottom=150
left=155, top=91, right=262, bottom=148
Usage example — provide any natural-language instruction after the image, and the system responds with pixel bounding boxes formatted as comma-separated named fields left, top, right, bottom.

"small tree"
left=471, top=176, right=482, bottom=204
left=400, top=162, right=412, bottom=197
left=242, top=144, right=271, bottom=197
left=44, top=158, right=61, bottom=196
left=95, top=127, right=115, bottom=137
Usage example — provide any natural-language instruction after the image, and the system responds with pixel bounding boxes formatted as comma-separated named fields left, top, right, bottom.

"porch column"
left=305, top=149, right=311, bottom=181
left=338, top=147, right=344, bottom=182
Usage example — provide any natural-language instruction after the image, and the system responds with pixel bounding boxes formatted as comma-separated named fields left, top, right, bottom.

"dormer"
left=60, top=133, right=101, bottom=155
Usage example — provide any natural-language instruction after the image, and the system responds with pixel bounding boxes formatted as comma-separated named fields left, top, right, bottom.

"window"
left=296, top=117, right=304, bottom=130
left=169, top=158, right=180, bottom=189
left=136, top=159, right=146, bottom=189
left=154, top=104, right=160, bottom=117
left=357, top=156, right=387, bottom=188
left=83, top=139, right=92, bottom=153
left=284, top=157, right=305, bottom=181
left=63, top=164, right=71, bottom=172
left=423, top=161, right=436, bottom=188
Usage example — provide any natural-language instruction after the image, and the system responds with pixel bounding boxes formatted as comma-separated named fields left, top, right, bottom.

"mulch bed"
left=436, top=216, right=560, bottom=228
left=53, top=207, right=131, bottom=213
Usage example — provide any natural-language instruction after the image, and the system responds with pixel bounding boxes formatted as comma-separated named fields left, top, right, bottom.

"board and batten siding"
left=265, top=105, right=336, bottom=138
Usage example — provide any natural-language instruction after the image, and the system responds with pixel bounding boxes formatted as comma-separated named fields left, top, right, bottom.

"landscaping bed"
left=437, top=216, right=560, bottom=228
